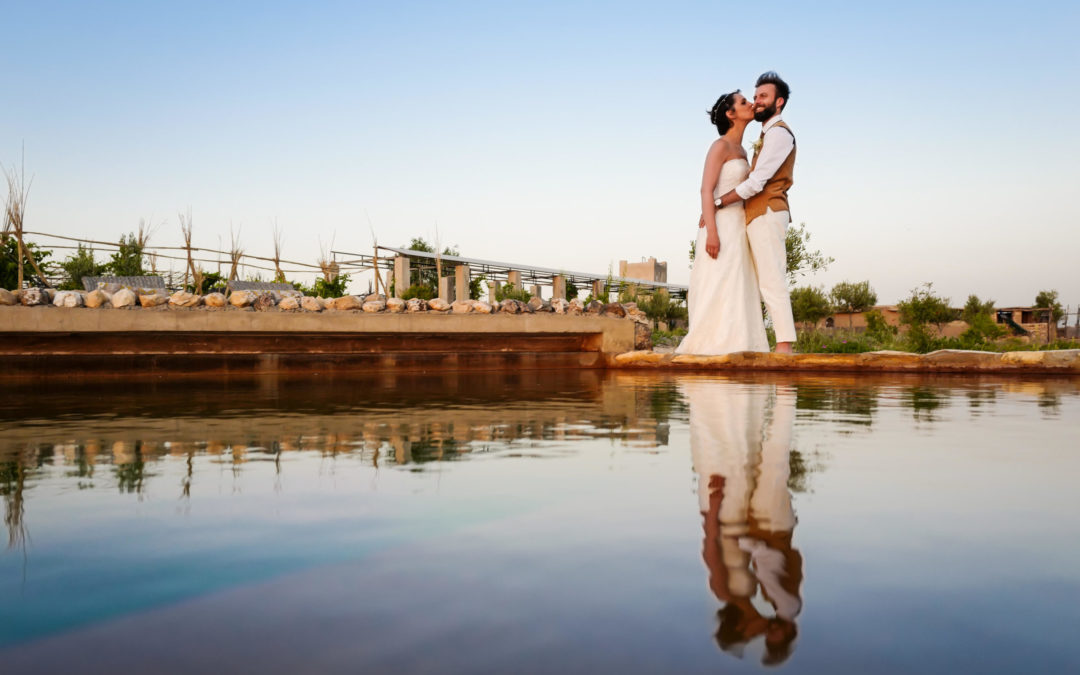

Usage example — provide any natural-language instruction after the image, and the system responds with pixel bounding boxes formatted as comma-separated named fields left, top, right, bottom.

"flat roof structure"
left=333, top=246, right=688, bottom=298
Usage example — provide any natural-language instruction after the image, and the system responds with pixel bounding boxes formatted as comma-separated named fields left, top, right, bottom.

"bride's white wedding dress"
left=677, top=158, right=769, bottom=355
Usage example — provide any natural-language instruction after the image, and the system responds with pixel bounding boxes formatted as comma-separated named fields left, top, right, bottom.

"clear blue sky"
left=4, top=0, right=1078, bottom=308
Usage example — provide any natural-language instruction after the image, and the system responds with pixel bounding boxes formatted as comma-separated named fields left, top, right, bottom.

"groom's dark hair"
left=756, top=71, right=790, bottom=110
left=708, top=90, right=740, bottom=135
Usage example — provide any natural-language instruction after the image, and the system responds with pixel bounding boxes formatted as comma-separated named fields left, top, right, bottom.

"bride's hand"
left=706, top=232, right=720, bottom=259
left=698, top=215, right=705, bottom=228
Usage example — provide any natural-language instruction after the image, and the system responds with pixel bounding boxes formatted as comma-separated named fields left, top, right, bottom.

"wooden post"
left=487, top=280, right=497, bottom=305
left=592, top=279, right=604, bottom=299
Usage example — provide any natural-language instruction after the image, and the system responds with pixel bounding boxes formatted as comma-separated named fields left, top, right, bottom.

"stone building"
left=619, top=257, right=667, bottom=283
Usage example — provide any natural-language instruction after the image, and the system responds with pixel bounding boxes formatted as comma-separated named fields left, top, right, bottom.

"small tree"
left=785, top=223, right=833, bottom=285
left=830, top=280, right=877, bottom=313
left=1034, top=289, right=1065, bottom=324
left=898, top=283, right=955, bottom=352
left=959, top=294, right=1005, bottom=344
left=59, top=244, right=107, bottom=290
left=790, top=286, right=833, bottom=329
left=962, top=294, right=996, bottom=324
left=108, top=233, right=145, bottom=276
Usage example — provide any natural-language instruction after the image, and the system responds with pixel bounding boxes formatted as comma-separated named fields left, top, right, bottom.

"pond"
left=1, top=371, right=1078, bottom=673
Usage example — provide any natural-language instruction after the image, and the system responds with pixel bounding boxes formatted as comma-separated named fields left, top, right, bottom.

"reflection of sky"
left=3, top=2, right=1078, bottom=305
left=1, top=376, right=1079, bottom=672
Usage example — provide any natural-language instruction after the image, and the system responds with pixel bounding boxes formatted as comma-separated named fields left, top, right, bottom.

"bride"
left=676, top=91, right=769, bottom=355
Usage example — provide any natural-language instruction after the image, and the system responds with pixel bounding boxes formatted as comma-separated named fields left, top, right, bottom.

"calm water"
left=1, top=371, right=1078, bottom=674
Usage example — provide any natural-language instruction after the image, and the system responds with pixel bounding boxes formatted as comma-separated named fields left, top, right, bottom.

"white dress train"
left=677, top=158, right=769, bottom=355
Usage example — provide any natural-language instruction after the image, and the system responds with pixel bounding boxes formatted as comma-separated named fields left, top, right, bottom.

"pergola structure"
left=332, top=246, right=687, bottom=302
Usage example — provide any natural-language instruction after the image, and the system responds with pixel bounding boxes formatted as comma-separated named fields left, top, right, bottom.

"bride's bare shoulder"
left=706, top=137, right=733, bottom=160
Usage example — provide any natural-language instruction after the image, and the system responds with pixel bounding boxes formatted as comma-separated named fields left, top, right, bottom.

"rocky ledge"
left=611, top=349, right=1080, bottom=374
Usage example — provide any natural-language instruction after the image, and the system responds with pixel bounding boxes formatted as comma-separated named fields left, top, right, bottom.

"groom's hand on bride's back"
left=699, top=215, right=705, bottom=228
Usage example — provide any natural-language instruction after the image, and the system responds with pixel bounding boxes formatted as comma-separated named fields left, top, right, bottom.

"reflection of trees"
left=795, top=386, right=878, bottom=426
left=1, top=458, right=29, bottom=550
left=902, top=386, right=948, bottom=422
left=114, top=442, right=154, bottom=495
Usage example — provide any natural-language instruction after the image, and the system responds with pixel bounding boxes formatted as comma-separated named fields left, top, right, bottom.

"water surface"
left=2, top=372, right=1078, bottom=673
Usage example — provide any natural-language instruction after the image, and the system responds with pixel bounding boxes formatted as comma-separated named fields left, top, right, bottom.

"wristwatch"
left=714, top=198, right=724, bottom=208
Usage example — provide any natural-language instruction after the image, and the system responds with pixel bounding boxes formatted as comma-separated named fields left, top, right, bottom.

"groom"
left=714, top=71, right=797, bottom=354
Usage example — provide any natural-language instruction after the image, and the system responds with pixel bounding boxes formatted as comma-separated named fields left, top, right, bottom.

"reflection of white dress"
left=677, top=158, right=769, bottom=355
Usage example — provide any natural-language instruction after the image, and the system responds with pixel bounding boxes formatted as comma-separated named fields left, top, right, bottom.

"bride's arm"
left=700, top=141, right=726, bottom=259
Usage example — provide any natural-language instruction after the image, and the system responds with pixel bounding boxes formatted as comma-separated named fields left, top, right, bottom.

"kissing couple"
left=677, top=71, right=797, bottom=356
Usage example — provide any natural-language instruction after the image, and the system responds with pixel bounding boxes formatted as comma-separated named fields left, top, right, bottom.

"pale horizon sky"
left=4, top=1, right=1078, bottom=309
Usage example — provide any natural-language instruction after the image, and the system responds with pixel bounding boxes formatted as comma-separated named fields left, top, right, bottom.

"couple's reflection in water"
left=686, top=380, right=803, bottom=666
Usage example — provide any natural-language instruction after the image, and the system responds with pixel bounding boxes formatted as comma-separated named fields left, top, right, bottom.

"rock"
left=634, top=322, right=652, bottom=350
left=85, top=289, right=109, bottom=308
left=471, top=300, right=493, bottom=314
left=527, top=296, right=544, bottom=312
left=386, top=298, right=406, bottom=313
left=280, top=289, right=303, bottom=299
left=53, top=290, right=85, bottom=308
left=300, top=296, right=323, bottom=312
left=499, top=299, right=520, bottom=314
left=627, top=306, right=649, bottom=324
left=139, top=292, right=169, bottom=307
left=44, top=288, right=57, bottom=302
left=613, top=350, right=672, bottom=366
left=585, top=300, right=603, bottom=314
left=601, top=302, right=627, bottom=318
left=253, top=293, right=277, bottom=311
left=362, top=300, right=386, bottom=313
left=451, top=300, right=473, bottom=313
left=203, top=292, right=227, bottom=308
left=0, top=289, right=16, bottom=305
left=364, top=293, right=387, bottom=303
left=110, top=288, right=138, bottom=308
left=19, top=287, right=49, bottom=306
left=278, top=296, right=300, bottom=311
left=168, top=291, right=202, bottom=308
left=330, top=295, right=362, bottom=311
left=551, top=298, right=570, bottom=314
left=229, top=290, right=256, bottom=308
left=406, top=298, right=428, bottom=313
left=428, top=298, right=450, bottom=312
left=568, top=298, right=584, bottom=315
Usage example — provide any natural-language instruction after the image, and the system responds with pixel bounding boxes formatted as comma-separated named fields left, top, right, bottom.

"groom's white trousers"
left=747, top=208, right=796, bottom=344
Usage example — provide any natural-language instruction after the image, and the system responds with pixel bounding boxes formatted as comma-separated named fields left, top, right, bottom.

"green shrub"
left=107, top=233, right=145, bottom=276
left=830, top=280, right=877, bottom=312
left=401, top=283, right=436, bottom=300
left=790, top=286, right=833, bottom=327
left=59, top=244, right=107, bottom=290
left=495, top=284, right=531, bottom=302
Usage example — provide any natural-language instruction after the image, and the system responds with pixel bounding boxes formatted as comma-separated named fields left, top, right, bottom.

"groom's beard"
left=754, top=103, right=777, bottom=122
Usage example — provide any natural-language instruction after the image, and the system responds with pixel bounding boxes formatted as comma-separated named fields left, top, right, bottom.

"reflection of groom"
left=714, top=71, right=797, bottom=354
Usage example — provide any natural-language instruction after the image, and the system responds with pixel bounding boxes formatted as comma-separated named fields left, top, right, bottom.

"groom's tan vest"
left=745, top=120, right=795, bottom=223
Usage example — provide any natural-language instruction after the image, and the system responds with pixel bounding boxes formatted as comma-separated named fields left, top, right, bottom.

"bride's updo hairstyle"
left=708, top=90, right=740, bottom=135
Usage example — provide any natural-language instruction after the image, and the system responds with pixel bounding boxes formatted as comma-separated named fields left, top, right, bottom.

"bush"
left=401, top=283, right=436, bottom=300
left=898, top=284, right=958, bottom=353
left=107, top=233, right=145, bottom=276
left=1, top=237, right=54, bottom=288
left=1034, top=289, right=1065, bottom=323
left=496, top=283, right=531, bottom=302
left=790, top=286, right=833, bottom=327
left=865, top=309, right=899, bottom=343
left=830, top=280, right=877, bottom=312
left=186, top=270, right=226, bottom=294
left=58, top=244, right=107, bottom=290
left=293, top=274, right=351, bottom=298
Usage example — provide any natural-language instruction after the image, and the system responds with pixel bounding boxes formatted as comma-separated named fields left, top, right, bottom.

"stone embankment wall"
left=0, top=287, right=644, bottom=377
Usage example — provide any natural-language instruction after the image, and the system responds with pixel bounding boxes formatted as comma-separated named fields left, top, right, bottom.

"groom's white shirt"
left=734, top=115, right=794, bottom=201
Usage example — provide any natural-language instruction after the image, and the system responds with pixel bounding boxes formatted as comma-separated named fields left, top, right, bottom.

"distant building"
left=818, top=305, right=900, bottom=331
left=619, top=257, right=667, bottom=283
left=995, top=307, right=1057, bottom=342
